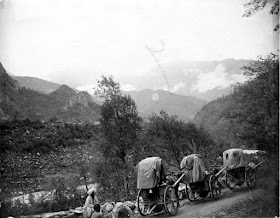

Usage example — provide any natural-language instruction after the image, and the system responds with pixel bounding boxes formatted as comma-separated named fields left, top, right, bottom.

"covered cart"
left=210, top=148, right=263, bottom=190
left=223, top=148, right=260, bottom=189
left=136, top=157, right=179, bottom=216
left=175, top=154, right=221, bottom=201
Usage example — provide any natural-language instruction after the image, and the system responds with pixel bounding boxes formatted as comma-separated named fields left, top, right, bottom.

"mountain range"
left=0, top=63, right=101, bottom=123
left=12, top=76, right=62, bottom=94
left=125, top=89, right=206, bottom=121
left=0, top=58, right=250, bottom=123
left=7, top=76, right=207, bottom=122
left=1, top=72, right=207, bottom=122
left=122, top=59, right=250, bottom=101
left=12, top=59, right=250, bottom=102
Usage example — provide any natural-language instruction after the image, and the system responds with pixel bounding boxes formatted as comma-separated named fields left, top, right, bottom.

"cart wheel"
left=186, top=185, right=196, bottom=202
left=225, top=171, right=237, bottom=190
left=209, top=175, right=221, bottom=200
left=164, top=185, right=179, bottom=216
left=246, top=168, right=257, bottom=189
left=137, top=189, right=149, bottom=216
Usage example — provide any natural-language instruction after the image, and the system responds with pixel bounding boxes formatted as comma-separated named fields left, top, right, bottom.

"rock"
left=67, top=92, right=93, bottom=108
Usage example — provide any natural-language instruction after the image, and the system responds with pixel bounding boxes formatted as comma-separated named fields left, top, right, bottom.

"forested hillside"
left=0, top=62, right=101, bottom=123
left=194, top=54, right=279, bottom=155
left=193, top=54, right=279, bottom=217
left=194, top=95, right=244, bottom=150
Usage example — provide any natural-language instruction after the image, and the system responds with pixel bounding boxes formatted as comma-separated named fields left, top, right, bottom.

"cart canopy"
left=137, top=157, right=164, bottom=189
left=223, top=148, right=244, bottom=168
left=180, top=154, right=206, bottom=183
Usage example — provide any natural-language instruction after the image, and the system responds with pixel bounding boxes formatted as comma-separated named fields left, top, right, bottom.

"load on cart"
left=175, top=154, right=221, bottom=201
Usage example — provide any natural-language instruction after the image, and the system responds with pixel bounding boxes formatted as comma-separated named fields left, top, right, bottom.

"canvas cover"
left=223, top=149, right=244, bottom=168
left=180, top=154, right=206, bottom=183
left=137, top=157, right=162, bottom=189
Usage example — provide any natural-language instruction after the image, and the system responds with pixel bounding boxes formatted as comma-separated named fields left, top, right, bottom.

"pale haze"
left=0, top=0, right=278, bottom=94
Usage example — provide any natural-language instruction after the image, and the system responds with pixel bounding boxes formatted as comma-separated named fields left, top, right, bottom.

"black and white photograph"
left=0, top=0, right=279, bottom=217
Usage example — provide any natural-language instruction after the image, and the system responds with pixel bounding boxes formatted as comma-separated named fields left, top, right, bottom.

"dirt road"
left=156, top=186, right=267, bottom=218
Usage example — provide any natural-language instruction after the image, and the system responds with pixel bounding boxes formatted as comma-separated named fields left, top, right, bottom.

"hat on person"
left=87, top=187, right=97, bottom=195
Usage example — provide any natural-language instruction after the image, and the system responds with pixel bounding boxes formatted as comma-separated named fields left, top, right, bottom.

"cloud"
left=76, top=83, right=136, bottom=95
left=191, top=64, right=247, bottom=93
left=155, top=82, right=185, bottom=93
left=120, top=83, right=137, bottom=91
left=0, top=0, right=276, bottom=91
left=171, top=82, right=185, bottom=93
left=155, top=85, right=169, bottom=92
left=184, top=68, right=201, bottom=76
left=76, top=84, right=97, bottom=95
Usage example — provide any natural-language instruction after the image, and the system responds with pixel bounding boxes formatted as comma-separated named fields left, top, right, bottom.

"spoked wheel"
left=137, top=189, right=150, bottom=216
left=164, top=185, right=179, bottom=216
left=225, top=171, right=237, bottom=190
left=209, top=175, right=221, bottom=200
left=246, top=168, right=257, bottom=189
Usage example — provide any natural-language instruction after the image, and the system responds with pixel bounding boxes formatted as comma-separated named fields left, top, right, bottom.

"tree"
left=147, top=110, right=215, bottom=169
left=230, top=54, right=279, bottom=154
left=230, top=53, right=279, bottom=217
left=243, top=0, right=279, bottom=31
left=94, top=76, right=142, bottom=200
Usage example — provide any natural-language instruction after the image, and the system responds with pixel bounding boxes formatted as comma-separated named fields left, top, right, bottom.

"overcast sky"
left=0, top=0, right=278, bottom=92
